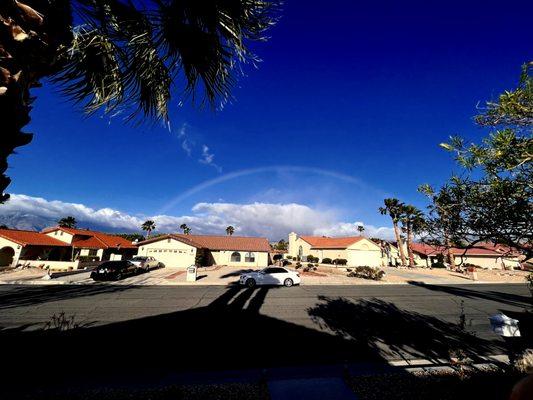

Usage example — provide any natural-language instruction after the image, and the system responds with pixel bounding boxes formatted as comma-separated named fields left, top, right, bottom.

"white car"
left=129, top=256, right=162, bottom=272
left=239, top=266, right=301, bottom=288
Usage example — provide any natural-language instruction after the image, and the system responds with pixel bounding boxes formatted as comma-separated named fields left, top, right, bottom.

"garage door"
left=146, top=248, right=194, bottom=268
left=348, top=250, right=381, bottom=267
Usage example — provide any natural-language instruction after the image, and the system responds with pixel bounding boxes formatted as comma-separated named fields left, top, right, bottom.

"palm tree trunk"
left=393, top=222, right=407, bottom=266
left=0, top=1, right=72, bottom=203
left=406, top=225, right=415, bottom=267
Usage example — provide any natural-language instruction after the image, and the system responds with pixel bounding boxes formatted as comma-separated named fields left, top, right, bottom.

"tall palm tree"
left=226, top=225, right=235, bottom=236
left=58, top=216, right=77, bottom=228
left=400, top=205, right=425, bottom=267
left=0, top=0, right=280, bottom=203
left=141, top=220, right=156, bottom=238
left=357, top=225, right=365, bottom=236
left=180, top=223, right=190, bottom=235
left=379, top=198, right=407, bottom=267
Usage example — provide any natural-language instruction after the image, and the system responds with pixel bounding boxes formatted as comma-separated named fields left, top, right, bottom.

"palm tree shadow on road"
left=0, top=285, right=506, bottom=397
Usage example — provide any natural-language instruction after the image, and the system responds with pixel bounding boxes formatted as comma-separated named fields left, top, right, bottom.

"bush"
left=273, top=254, right=282, bottom=261
left=286, top=256, right=293, bottom=260
left=306, top=255, right=319, bottom=263
left=432, top=261, right=446, bottom=268
left=322, top=257, right=332, bottom=264
left=347, top=266, right=385, bottom=280
left=78, top=256, right=99, bottom=262
left=295, top=262, right=302, bottom=269
left=282, top=260, right=291, bottom=266
left=333, top=258, right=348, bottom=265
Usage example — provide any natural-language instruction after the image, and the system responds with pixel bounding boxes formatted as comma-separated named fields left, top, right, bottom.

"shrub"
left=295, top=262, right=302, bottom=269
left=282, top=260, right=291, bottom=266
left=286, top=256, right=293, bottom=260
left=306, top=255, right=319, bottom=263
left=334, top=258, right=348, bottom=266
left=273, top=254, right=283, bottom=261
left=322, top=257, right=332, bottom=264
left=432, top=261, right=446, bottom=268
left=347, top=266, right=385, bottom=280
left=78, top=256, right=99, bottom=262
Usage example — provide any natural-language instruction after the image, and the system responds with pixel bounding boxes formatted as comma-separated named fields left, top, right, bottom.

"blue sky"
left=3, top=0, right=532, bottom=239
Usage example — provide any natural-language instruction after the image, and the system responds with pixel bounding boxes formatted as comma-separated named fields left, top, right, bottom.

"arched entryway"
left=0, top=246, right=15, bottom=267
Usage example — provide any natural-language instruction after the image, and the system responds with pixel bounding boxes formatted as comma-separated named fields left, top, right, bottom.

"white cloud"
left=0, top=194, right=394, bottom=240
left=198, top=145, right=222, bottom=173
left=177, top=123, right=193, bottom=156
left=313, top=222, right=395, bottom=240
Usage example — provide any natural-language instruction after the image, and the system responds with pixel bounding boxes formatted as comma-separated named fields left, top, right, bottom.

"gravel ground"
left=347, top=368, right=525, bottom=400
left=14, top=383, right=270, bottom=400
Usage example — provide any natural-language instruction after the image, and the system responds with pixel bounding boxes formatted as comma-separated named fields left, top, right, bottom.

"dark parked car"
left=90, top=260, right=138, bottom=281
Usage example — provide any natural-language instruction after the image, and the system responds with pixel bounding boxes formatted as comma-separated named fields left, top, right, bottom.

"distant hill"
left=0, top=211, right=138, bottom=234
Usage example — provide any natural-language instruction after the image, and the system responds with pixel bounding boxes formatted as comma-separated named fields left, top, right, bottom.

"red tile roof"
left=42, top=227, right=136, bottom=249
left=137, top=234, right=271, bottom=252
left=410, top=242, right=508, bottom=257
left=0, top=229, right=70, bottom=247
left=300, top=236, right=364, bottom=249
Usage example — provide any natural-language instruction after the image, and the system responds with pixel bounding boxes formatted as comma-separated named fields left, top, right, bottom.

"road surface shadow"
left=407, top=281, right=532, bottom=308
left=0, top=284, right=135, bottom=310
left=0, top=285, right=506, bottom=397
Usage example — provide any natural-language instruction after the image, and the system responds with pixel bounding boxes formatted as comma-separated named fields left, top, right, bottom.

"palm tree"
left=0, top=1, right=280, bottom=203
left=180, top=223, right=191, bottom=235
left=58, top=216, right=77, bottom=228
left=379, top=198, right=407, bottom=267
left=226, top=226, right=235, bottom=236
left=400, top=205, right=425, bottom=267
left=357, top=225, right=365, bottom=236
left=141, top=220, right=156, bottom=238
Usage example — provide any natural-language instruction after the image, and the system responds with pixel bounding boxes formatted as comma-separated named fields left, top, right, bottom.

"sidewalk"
left=0, top=265, right=528, bottom=286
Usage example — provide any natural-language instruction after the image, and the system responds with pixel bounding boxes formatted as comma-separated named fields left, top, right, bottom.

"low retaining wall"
left=18, top=259, right=80, bottom=271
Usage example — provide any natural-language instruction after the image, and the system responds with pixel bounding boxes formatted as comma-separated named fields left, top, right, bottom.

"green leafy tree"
left=117, top=233, right=145, bottom=242
left=379, top=198, right=407, bottom=266
left=0, top=0, right=280, bottom=203
left=58, top=216, right=77, bottom=228
left=180, top=223, right=191, bottom=235
left=357, top=225, right=365, bottom=236
left=275, top=239, right=288, bottom=251
left=421, top=62, right=532, bottom=259
left=141, top=220, right=156, bottom=238
left=226, top=225, right=235, bottom=236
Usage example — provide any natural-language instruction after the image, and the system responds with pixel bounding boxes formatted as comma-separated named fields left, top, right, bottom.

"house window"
left=167, top=239, right=171, bottom=243
left=60, top=231, right=63, bottom=236
left=88, top=249, right=97, bottom=257
left=245, top=252, right=255, bottom=262
left=230, top=252, right=241, bottom=262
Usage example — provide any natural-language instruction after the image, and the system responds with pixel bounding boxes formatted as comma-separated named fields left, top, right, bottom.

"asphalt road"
left=0, top=283, right=530, bottom=336
left=0, top=283, right=531, bottom=396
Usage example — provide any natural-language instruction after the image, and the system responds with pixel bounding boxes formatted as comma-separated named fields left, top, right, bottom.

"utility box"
left=186, top=265, right=197, bottom=282
left=489, top=313, right=521, bottom=337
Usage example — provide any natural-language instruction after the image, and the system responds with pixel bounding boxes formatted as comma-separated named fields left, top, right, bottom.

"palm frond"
left=52, top=0, right=280, bottom=122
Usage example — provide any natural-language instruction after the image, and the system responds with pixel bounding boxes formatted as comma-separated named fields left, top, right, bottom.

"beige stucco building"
left=0, top=227, right=137, bottom=270
left=136, top=234, right=271, bottom=269
left=288, top=232, right=384, bottom=267
left=410, top=242, right=521, bottom=269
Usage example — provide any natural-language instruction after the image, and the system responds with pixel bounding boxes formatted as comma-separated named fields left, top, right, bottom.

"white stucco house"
left=287, top=232, right=384, bottom=267
left=136, top=234, right=271, bottom=269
